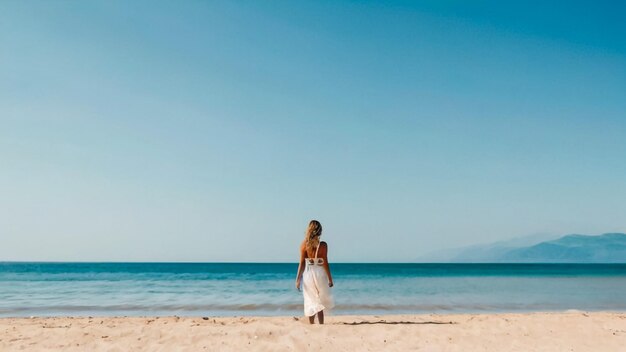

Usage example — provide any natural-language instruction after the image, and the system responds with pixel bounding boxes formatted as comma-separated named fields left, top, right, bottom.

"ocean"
left=1, top=263, right=625, bottom=317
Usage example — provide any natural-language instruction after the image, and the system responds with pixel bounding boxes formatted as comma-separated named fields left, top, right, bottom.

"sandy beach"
left=2, top=312, right=625, bottom=351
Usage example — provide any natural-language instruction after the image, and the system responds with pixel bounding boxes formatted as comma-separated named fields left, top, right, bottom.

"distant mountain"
left=416, top=233, right=560, bottom=262
left=502, top=233, right=626, bottom=263
left=417, top=233, right=626, bottom=263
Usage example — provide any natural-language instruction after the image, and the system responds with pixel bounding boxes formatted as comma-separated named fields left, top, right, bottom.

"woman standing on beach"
left=295, top=220, right=334, bottom=324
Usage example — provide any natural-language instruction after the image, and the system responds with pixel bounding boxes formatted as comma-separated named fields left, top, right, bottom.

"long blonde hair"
left=304, top=220, right=322, bottom=253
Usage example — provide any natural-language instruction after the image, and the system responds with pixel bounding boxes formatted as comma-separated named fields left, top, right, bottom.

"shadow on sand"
left=337, top=320, right=457, bottom=325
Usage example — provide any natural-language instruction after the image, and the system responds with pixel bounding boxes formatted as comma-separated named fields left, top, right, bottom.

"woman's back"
left=304, top=241, right=326, bottom=265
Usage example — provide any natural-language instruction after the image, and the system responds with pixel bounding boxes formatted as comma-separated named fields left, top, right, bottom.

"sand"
left=1, top=312, right=625, bottom=351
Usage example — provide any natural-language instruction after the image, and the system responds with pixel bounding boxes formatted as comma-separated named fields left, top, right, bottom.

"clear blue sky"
left=1, top=1, right=625, bottom=262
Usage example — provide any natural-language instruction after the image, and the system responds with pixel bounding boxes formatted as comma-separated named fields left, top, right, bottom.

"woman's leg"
left=308, top=315, right=315, bottom=324
left=317, top=310, right=324, bottom=324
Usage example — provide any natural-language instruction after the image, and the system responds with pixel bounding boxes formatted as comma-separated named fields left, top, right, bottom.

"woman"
left=295, top=220, right=334, bottom=324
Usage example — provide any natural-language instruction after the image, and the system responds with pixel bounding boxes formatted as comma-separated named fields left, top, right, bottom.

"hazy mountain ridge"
left=418, top=233, right=626, bottom=263
left=503, top=233, right=626, bottom=263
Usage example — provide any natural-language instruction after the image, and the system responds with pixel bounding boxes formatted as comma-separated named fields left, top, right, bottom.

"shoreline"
left=3, top=308, right=626, bottom=318
left=2, top=312, right=625, bottom=351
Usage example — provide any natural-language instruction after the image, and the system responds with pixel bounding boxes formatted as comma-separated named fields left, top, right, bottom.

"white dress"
left=302, top=243, right=334, bottom=316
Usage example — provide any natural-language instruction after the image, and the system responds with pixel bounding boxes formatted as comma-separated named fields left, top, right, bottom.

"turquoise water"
left=1, top=263, right=625, bottom=317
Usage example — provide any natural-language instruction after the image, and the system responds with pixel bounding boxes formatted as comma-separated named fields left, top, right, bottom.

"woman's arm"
left=320, top=242, right=333, bottom=287
left=295, top=243, right=306, bottom=291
